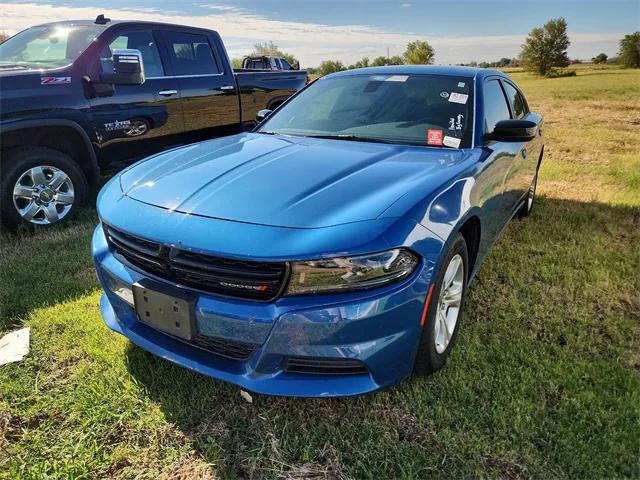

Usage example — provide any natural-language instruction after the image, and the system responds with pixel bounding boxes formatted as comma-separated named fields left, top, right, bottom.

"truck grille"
left=105, top=225, right=289, bottom=301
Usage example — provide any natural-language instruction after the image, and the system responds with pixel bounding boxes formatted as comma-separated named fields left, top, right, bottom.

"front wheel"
left=1, top=147, right=88, bottom=228
left=414, top=233, right=468, bottom=375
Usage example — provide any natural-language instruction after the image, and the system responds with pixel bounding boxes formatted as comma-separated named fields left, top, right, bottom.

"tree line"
left=232, top=20, right=639, bottom=78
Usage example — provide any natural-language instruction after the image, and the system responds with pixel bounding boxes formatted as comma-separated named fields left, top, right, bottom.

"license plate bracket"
left=133, top=281, right=196, bottom=340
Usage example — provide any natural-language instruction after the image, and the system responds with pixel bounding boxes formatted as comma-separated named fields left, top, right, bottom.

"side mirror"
left=487, top=119, right=537, bottom=142
left=101, top=49, right=145, bottom=85
left=256, top=109, right=273, bottom=123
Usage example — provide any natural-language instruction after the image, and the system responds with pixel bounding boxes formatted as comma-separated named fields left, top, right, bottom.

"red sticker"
left=427, top=129, right=443, bottom=146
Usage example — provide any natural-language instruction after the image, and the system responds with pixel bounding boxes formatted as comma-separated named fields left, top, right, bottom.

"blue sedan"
left=93, top=66, right=544, bottom=397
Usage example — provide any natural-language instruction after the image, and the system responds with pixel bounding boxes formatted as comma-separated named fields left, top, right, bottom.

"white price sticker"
left=448, top=92, right=468, bottom=104
left=443, top=136, right=461, bottom=148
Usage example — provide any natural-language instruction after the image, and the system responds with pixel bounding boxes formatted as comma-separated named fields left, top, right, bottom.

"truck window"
left=164, top=32, right=220, bottom=76
left=101, top=30, right=165, bottom=78
left=280, top=59, right=292, bottom=70
left=484, top=79, right=511, bottom=134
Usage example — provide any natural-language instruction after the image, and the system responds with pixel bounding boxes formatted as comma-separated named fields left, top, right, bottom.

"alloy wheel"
left=12, top=165, right=75, bottom=225
left=434, top=253, right=464, bottom=354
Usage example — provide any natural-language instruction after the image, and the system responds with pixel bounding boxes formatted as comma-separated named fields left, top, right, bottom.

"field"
left=1, top=65, right=639, bottom=479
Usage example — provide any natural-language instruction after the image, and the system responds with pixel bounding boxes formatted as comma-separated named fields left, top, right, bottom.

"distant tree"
left=468, top=60, right=478, bottom=67
left=496, top=57, right=511, bottom=67
left=231, top=57, right=243, bottom=69
left=387, top=55, right=404, bottom=65
left=592, top=53, right=608, bottom=64
left=508, top=58, right=520, bottom=67
left=403, top=40, right=435, bottom=64
left=371, top=56, right=388, bottom=66
left=618, top=32, right=640, bottom=68
left=252, top=41, right=298, bottom=68
left=317, top=60, right=346, bottom=76
left=349, top=57, right=370, bottom=69
left=519, top=18, right=570, bottom=75
left=0, top=31, right=9, bottom=44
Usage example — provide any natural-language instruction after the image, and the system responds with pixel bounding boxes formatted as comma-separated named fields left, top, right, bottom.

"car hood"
left=120, top=132, right=472, bottom=228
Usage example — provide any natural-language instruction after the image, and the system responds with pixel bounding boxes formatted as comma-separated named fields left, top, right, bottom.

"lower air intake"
left=284, top=357, right=369, bottom=375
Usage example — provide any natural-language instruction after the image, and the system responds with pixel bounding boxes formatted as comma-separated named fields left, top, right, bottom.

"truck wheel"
left=414, top=233, right=468, bottom=376
left=1, top=146, right=88, bottom=228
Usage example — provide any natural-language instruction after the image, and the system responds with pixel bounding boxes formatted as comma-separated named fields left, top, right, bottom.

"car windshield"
left=0, top=24, right=103, bottom=69
left=258, top=73, right=474, bottom=148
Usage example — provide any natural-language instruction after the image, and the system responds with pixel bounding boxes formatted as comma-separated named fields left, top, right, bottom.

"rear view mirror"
left=488, top=119, right=537, bottom=142
left=256, top=109, right=273, bottom=123
left=101, top=49, right=146, bottom=86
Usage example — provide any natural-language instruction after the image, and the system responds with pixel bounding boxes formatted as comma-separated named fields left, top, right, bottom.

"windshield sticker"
left=384, top=75, right=409, bottom=82
left=443, top=135, right=461, bottom=148
left=41, top=76, right=71, bottom=85
left=440, top=91, right=449, bottom=98
left=449, top=114, right=464, bottom=130
left=427, top=129, right=444, bottom=146
left=449, top=92, right=468, bottom=104
left=458, top=81, right=466, bottom=88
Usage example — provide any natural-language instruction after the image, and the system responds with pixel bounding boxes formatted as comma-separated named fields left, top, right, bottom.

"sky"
left=0, top=0, right=638, bottom=66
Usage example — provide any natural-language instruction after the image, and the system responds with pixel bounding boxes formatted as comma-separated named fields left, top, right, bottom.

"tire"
left=1, top=146, right=88, bottom=229
left=518, top=169, right=538, bottom=218
left=414, top=233, right=468, bottom=375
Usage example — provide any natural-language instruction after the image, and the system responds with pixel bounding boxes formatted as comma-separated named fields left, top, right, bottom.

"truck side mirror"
left=101, top=49, right=146, bottom=86
left=256, top=109, right=273, bottom=123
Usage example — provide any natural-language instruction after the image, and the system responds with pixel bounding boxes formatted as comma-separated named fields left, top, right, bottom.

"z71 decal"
left=41, top=76, right=71, bottom=85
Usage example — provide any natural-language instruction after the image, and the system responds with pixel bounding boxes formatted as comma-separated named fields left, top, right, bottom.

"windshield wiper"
left=304, top=134, right=396, bottom=144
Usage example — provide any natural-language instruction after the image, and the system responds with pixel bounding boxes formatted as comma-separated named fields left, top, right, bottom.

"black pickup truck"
left=0, top=16, right=307, bottom=227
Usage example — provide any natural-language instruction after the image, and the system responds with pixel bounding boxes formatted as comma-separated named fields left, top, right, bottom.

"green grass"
left=1, top=66, right=639, bottom=479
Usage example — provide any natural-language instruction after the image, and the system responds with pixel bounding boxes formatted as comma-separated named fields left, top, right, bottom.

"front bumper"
left=93, top=224, right=433, bottom=397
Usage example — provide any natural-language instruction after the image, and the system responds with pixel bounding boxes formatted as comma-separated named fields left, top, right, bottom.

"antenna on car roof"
left=95, top=14, right=111, bottom=25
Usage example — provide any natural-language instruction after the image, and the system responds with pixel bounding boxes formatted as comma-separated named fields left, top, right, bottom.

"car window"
left=164, top=32, right=219, bottom=76
left=100, top=30, right=164, bottom=78
left=502, top=82, right=528, bottom=119
left=260, top=74, right=474, bottom=148
left=484, top=79, right=511, bottom=134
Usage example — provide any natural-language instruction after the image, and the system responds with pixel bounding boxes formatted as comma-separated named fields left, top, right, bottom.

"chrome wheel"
left=434, top=253, right=464, bottom=354
left=12, top=165, right=75, bottom=225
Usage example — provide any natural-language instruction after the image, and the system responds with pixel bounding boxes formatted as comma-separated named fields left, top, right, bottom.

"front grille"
left=192, top=335, right=257, bottom=360
left=105, top=225, right=289, bottom=301
left=284, top=357, right=369, bottom=375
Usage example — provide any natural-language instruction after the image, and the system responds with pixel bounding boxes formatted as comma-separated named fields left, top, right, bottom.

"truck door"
left=159, top=30, right=240, bottom=134
left=88, top=28, right=184, bottom=164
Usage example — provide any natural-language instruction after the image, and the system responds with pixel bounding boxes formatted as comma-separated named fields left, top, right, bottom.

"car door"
left=477, top=78, right=521, bottom=240
left=88, top=27, right=184, bottom=163
left=500, top=80, right=538, bottom=213
left=159, top=30, right=240, bottom=134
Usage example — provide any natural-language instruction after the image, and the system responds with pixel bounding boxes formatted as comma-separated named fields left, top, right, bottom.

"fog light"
left=102, top=268, right=134, bottom=306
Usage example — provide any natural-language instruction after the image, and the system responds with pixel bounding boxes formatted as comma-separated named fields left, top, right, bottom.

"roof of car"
left=328, top=65, right=504, bottom=79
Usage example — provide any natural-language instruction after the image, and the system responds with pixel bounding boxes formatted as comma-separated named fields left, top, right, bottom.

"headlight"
left=285, top=248, right=419, bottom=295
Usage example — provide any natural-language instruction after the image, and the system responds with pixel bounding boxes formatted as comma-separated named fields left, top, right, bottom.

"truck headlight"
left=285, top=248, right=419, bottom=295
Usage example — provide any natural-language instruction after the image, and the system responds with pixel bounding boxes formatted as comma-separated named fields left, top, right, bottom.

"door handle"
left=158, top=89, right=178, bottom=96
left=220, top=85, right=235, bottom=91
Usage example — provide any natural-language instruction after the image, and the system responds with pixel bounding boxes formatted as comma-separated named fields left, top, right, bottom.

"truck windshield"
left=0, top=25, right=103, bottom=69
left=258, top=74, right=474, bottom=148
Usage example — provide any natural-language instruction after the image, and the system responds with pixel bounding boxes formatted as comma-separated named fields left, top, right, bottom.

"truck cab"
left=0, top=16, right=306, bottom=228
